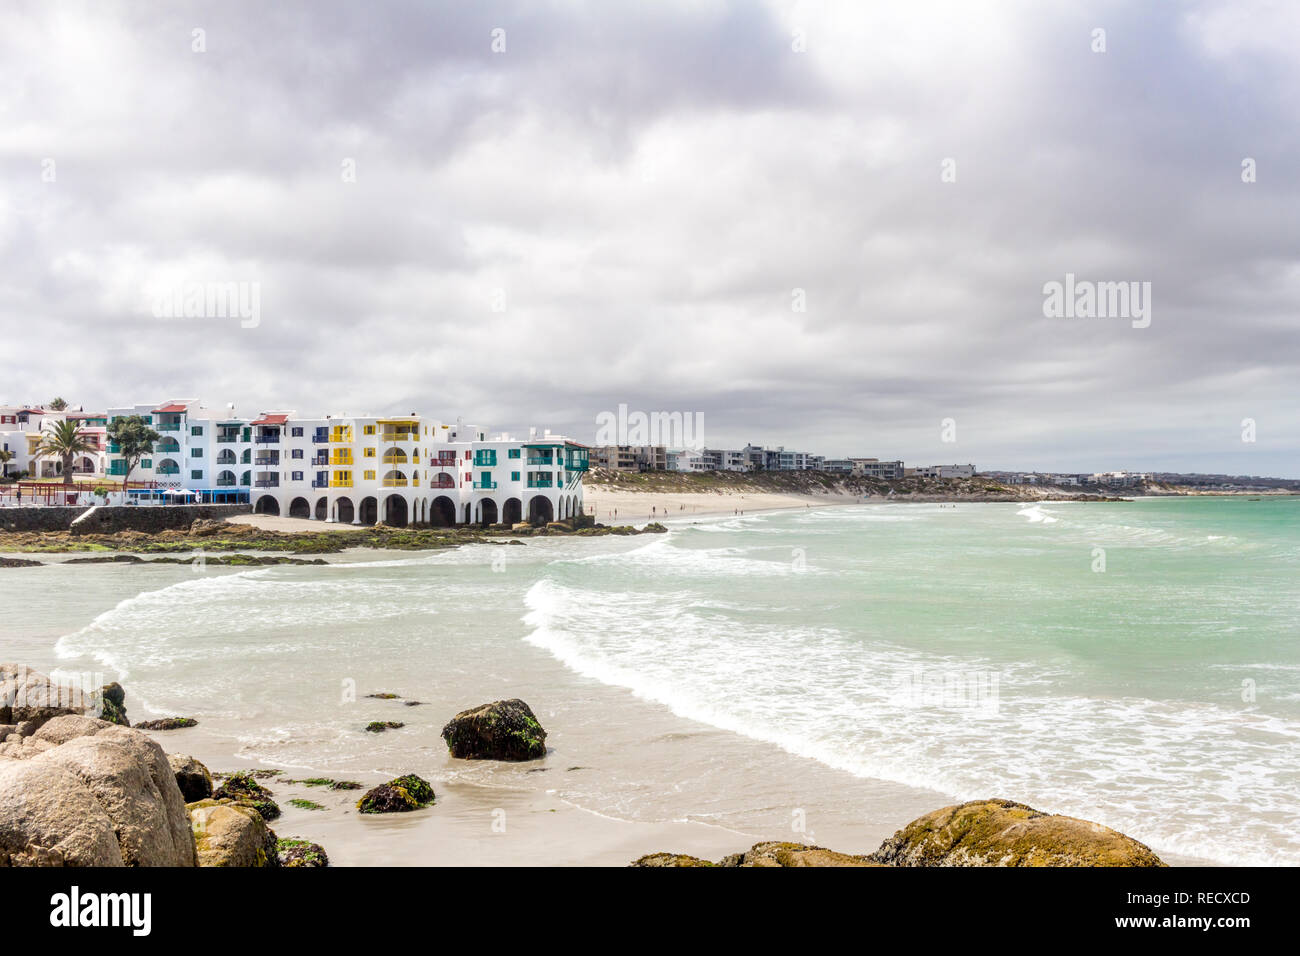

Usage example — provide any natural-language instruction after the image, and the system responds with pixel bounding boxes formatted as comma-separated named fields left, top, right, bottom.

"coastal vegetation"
left=32, top=419, right=97, bottom=487
left=104, top=414, right=160, bottom=491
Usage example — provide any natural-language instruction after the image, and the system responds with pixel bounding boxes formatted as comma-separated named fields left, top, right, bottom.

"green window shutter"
left=511, top=471, right=520, bottom=481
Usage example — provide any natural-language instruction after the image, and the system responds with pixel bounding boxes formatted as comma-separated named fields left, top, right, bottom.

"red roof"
left=153, top=403, right=188, bottom=413
left=252, top=414, right=289, bottom=425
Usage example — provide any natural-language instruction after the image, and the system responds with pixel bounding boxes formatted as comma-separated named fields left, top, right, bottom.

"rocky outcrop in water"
left=871, top=799, right=1167, bottom=867
left=277, top=837, right=329, bottom=867
left=212, top=771, right=281, bottom=821
left=441, top=698, right=547, bottom=760
left=135, top=717, right=198, bottom=730
left=0, top=714, right=197, bottom=866
left=356, top=774, right=435, bottom=814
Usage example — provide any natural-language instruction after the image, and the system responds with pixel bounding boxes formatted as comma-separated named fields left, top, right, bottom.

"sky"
left=2, top=0, right=1297, bottom=475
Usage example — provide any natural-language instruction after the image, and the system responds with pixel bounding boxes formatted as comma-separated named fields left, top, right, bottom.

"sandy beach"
left=578, top=486, right=863, bottom=522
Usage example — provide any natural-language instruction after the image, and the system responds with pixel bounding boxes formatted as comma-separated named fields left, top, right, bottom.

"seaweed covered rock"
left=168, top=753, right=213, bottom=802
left=365, top=720, right=404, bottom=733
left=356, top=774, right=435, bottom=814
left=189, top=800, right=279, bottom=867
left=135, top=717, right=198, bottom=731
left=277, top=838, right=330, bottom=867
left=212, top=771, right=281, bottom=821
left=719, top=842, right=883, bottom=867
left=441, top=698, right=547, bottom=761
left=871, top=799, right=1166, bottom=867
left=95, top=682, right=130, bottom=726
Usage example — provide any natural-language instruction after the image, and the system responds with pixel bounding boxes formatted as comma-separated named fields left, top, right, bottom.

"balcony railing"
left=216, top=435, right=241, bottom=443
left=330, top=478, right=353, bottom=488
left=215, top=479, right=237, bottom=487
left=431, top=474, right=455, bottom=489
left=473, top=478, right=498, bottom=490
left=157, top=466, right=180, bottom=476
left=528, top=454, right=555, bottom=465
left=255, top=479, right=279, bottom=488
left=527, top=477, right=554, bottom=488
left=380, top=431, right=418, bottom=442
left=329, top=454, right=353, bottom=466
left=311, top=479, right=328, bottom=488
left=311, top=455, right=329, bottom=466
left=382, top=478, right=408, bottom=487
left=157, top=423, right=182, bottom=432
left=255, top=435, right=280, bottom=444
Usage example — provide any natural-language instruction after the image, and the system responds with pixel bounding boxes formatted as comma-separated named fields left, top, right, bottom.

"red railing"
left=0, top=479, right=159, bottom=506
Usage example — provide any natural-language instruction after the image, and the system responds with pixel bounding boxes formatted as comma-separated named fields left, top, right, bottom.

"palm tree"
left=0, top=448, right=13, bottom=478
left=48, top=397, right=68, bottom=411
left=106, top=415, right=160, bottom=494
left=33, top=420, right=97, bottom=487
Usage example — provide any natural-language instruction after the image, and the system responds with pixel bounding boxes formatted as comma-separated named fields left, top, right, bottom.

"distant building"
left=850, top=458, right=905, bottom=480
left=591, top=445, right=666, bottom=472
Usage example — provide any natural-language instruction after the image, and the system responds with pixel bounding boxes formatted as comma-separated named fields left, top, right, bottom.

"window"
left=190, top=426, right=203, bottom=436
left=291, top=427, right=303, bottom=437
left=190, top=469, right=203, bottom=480
left=511, top=471, right=520, bottom=481
left=142, top=459, right=152, bottom=468
left=191, top=447, right=202, bottom=457
left=291, top=471, right=303, bottom=481
left=363, top=425, right=375, bottom=435
left=291, top=449, right=303, bottom=459
left=508, top=448, right=521, bottom=459
left=364, top=470, right=376, bottom=480
left=364, top=447, right=376, bottom=457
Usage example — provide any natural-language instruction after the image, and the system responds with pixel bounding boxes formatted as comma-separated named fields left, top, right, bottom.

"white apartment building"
left=0, top=405, right=108, bottom=479
left=102, top=402, right=588, bottom=527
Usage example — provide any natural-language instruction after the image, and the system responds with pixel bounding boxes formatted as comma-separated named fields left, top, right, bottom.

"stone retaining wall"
left=0, top=504, right=251, bottom=534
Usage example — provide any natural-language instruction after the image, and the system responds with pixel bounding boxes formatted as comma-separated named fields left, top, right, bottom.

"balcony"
left=311, top=478, right=328, bottom=488
left=311, top=455, right=329, bottom=466
left=380, top=430, right=418, bottom=443
left=255, top=435, right=280, bottom=444
left=381, top=454, right=409, bottom=465
left=382, top=478, right=408, bottom=487
left=329, top=453, right=353, bottom=466
left=255, top=479, right=279, bottom=488
left=157, top=423, right=182, bottom=432
left=473, top=450, right=497, bottom=467
left=330, top=478, right=353, bottom=488
left=216, top=435, right=241, bottom=443
left=330, top=428, right=353, bottom=444
left=157, top=465, right=180, bottom=476
left=527, top=476, right=554, bottom=488
left=473, top=478, right=498, bottom=490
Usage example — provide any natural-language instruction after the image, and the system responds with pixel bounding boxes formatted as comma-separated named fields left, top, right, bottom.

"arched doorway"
left=315, top=497, right=328, bottom=520
left=479, top=498, right=498, bottom=526
left=289, top=497, right=310, bottom=518
left=384, top=494, right=408, bottom=527
left=359, top=497, right=378, bottom=525
left=528, top=495, right=554, bottom=525
left=255, top=496, right=280, bottom=516
left=336, top=497, right=355, bottom=524
left=502, top=498, right=522, bottom=525
left=432, top=495, right=456, bottom=527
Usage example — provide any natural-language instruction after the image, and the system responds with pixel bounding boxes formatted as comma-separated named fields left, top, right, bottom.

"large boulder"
left=189, top=800, right=278, bottom=867
left=168, top=754, right=213, bottom=802
left=0, top=663, right=92, bottom=730
left=871, top=799, right=1166, bottom=867
left=630, top=852, right=716, bottom=867
left=0, top=714, right=197, bottom=866
left=441, top=699, right=547, bottom=761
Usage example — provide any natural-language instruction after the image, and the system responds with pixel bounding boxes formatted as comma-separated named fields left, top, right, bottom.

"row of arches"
left=252, top=492, right=581, bottom=528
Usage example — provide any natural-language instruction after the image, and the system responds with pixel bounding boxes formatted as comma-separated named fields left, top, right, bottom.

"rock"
left=0, top=760, right=123, bottom=866
left=96, top=682, right=129, bottom=726
left=135, top=717, right=198, bottom=730
left=366, top=692, right=400, bottom=699
left=441, top=698, right=547, bottom=761
left=168, top=753, right=213, bottom=802
left=0, top=714, right=196, bottom=866
left=718, top=842, right=883, bottom=867
left=365, top=720, right=404, bottom=732
left=630, top=852, right=716, bottom=867
left=276, top=837, right=329, bottom=867
left=356, top=774, right=435, bottom=814
left=0, top=663, right=92, bottom=729
left=189, top=800, right=279, bottom=867
left=871, top=799, right=1167, bottom=867
left=212, top=771, right=281, bottom=821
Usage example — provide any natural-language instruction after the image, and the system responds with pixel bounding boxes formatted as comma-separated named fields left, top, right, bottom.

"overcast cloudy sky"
left=2, top=0, right=1296, bottom=474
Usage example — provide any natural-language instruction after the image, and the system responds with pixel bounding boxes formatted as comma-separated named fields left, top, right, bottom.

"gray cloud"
left=1, top=0, right=1296, bottom=475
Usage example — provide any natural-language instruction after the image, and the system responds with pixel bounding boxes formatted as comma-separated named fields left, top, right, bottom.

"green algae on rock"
left=440, top=698, right=547, bottom=761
